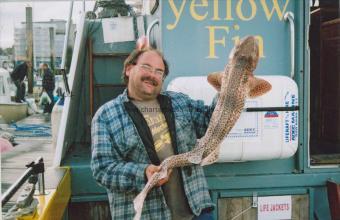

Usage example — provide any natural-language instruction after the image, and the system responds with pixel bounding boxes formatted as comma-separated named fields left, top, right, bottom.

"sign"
left=165, top=0, right=291, bottom=59
left=102, top=17, right=134, bottom=43
left=258, top=196, right=292, bottom=220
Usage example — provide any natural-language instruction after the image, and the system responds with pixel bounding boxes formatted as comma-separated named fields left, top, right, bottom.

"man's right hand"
left=145, top=164, right=172, bottom=186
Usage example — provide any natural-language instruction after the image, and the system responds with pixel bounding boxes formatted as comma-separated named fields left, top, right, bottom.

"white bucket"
left=167, top=75, right=299, bottom=162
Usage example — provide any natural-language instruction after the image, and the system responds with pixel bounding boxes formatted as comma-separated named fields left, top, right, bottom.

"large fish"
left=133, top=36, right=272, bottom=220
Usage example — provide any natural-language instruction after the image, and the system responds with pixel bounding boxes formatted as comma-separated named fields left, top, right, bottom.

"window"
left=309, top=0, right=340, bottom=165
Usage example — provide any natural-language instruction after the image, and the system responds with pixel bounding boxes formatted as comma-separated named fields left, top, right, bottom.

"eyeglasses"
left=137, top=64, right=165, bottom=78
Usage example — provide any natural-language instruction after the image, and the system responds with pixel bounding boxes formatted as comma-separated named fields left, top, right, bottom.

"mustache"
left=141, top=76, right=158, bottom=86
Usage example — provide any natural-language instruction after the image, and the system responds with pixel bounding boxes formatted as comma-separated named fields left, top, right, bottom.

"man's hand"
left=145, top=164, right=172, bottom=186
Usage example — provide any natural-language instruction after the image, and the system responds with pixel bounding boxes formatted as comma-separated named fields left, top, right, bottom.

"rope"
left=9, top=123, right=51, bottom=138
left=231, top=206, right=253, bottom=220
left=2, top=199, right=38, bottom=220
left=10, top=123, right=50, bottom=130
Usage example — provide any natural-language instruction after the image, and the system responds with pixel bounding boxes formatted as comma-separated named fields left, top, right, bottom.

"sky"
left=0, top=1, right=96, bottom=48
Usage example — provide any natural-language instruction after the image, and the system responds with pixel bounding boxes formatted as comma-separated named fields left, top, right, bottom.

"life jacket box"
left=167, top=75, right=299, bottom=162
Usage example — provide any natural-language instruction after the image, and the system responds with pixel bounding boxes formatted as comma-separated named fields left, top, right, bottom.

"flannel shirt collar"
left=121, top=88, right=168, bottom=103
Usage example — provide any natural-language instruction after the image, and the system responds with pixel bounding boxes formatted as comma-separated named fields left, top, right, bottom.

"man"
left=10, top=60, right=32, bottom=102
left=91, top=47, right=215, bottom=219
left=41, top=63, right=55, bottom=113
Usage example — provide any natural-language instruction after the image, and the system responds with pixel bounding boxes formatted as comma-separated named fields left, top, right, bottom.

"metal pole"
left=61, top=0, right=74, bottom=70
left=284, top=11, right=295, bottom=79
left=1, top=157, right=44, bottom=207
left=26, top=6, right=33, bottom=94
left=1, top=168, right=34, bottom=206
left=49, top=27, right=55, bottom=70
left=88, top=38, right=94, bottom=117
left=38, top=172, right=45, bottom=195
left=36, top=157, right=45, bottom=195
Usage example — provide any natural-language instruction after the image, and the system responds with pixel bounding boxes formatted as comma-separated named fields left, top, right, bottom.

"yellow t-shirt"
left=132, top=99, right=193, bottom=220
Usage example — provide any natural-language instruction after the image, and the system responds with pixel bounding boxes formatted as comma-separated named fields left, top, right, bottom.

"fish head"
left=232, top=36, right=272, bottom=98
left=208, top=36, right=271, bottom=98
left=231, top=36, right=259, bottom=73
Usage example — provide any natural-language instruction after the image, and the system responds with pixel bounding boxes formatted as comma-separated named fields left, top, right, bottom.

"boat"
left=0, top=68, right=27, bottom=124
left=2, top=0, right=340, bottom=219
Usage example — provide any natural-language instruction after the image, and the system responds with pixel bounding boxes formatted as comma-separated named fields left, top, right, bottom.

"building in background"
left=0, top=55, right=14, bottom=70
left=14, top=19, right=75, bottom=69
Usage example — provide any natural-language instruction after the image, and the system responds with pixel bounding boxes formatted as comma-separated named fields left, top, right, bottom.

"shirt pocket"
left=115, top=126, right=138, bottom=155
left=122, top=125, right=150, bottom=163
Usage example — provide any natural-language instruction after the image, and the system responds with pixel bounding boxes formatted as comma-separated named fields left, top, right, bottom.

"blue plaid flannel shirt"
left=91, top=89, right=216, bottom=219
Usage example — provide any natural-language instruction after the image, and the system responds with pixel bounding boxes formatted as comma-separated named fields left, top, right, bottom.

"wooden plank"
left=292, top=195, right=309, bottom=220
left=68, top=201, right=111, bottom=220
left=218, top=197, right=256, bottom=220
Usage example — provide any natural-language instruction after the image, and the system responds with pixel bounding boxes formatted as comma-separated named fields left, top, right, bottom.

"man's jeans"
left=13, top=80, right=25, bottom=102
left=44, top=90, right=55, bottom=113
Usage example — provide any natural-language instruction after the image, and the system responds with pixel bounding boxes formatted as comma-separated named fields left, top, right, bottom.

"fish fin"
left=248, top=76, right=272, bottom=98
left=200, top=147, right=220, bottom=166
left=207, top=71, right=223, bottom=91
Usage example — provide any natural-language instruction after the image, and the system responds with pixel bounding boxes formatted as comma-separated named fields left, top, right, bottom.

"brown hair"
left=122, top=47, right=169, bottom=84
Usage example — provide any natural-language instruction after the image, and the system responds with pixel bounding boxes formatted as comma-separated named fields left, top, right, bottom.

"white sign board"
left=102, top=17, right=135, bottom=43
left=258, top=196, right=292, bottom=220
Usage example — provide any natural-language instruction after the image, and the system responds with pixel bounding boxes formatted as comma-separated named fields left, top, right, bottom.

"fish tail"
left=133, top=169, right=168, bottom=220
left=133, top=191, right=147, bottom=220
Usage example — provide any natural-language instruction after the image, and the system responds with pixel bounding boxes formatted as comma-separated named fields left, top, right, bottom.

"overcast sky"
left=0, top=1, right=96, bottom=48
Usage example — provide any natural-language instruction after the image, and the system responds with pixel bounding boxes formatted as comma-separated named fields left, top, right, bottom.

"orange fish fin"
left=248, top=76, right=272, bottom=98
left=207, top=71, right=223, bottom=91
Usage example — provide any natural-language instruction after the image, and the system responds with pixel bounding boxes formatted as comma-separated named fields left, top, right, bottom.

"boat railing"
left=1, top=157, right=45, bottom=207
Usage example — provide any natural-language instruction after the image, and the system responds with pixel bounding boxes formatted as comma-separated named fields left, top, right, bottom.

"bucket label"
left=283, top=92, right=298, bottom=143
left=227, top=100, right=259, bottom=138
left=264, top=111, right=280, bottom=129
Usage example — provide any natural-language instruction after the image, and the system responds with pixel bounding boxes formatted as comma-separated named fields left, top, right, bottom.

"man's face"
left=126, top=51, right=165, bottom=101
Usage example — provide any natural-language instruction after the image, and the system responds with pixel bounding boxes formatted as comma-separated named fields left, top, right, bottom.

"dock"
left=1, top=113, right=54, bottom=210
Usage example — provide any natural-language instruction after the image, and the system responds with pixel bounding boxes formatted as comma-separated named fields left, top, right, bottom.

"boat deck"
left=1, top=113, right=54, bottom=210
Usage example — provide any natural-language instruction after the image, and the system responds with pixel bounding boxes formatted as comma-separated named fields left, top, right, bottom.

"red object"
left=327, top=180, right=340, bottom=220
left=136, top=36, right=149, bottom=50
left=0, top=138, right=13, bottom=153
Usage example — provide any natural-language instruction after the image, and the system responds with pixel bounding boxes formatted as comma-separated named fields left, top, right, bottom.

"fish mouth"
left=237, top=36, right=258, bottom=55
left=234, top=36, right=259, bottom=70
left=229, top=36, right=258, bottom=59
